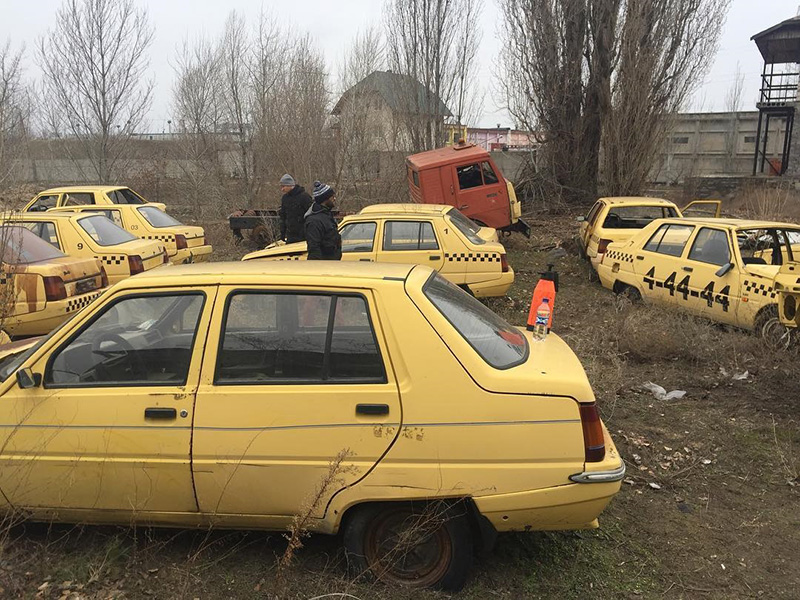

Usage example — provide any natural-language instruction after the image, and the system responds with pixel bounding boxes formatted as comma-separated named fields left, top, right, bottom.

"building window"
left=744, top=136, right=756, bottom=143
left=672, top=136, right=690, bottom=145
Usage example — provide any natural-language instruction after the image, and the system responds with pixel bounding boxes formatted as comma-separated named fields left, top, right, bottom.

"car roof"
left=12, top=212, right=92, bottom=222
left=37, top=186, right=127, bottom=194
left=406, top=143, right=490, bottom=170
left=598, top=196, right=675, bottom=206
left=657, top=217, right=800, bottom=229
left=357, top=204, right=450, bottom=216
left=122, top=260, right=418, bottom=287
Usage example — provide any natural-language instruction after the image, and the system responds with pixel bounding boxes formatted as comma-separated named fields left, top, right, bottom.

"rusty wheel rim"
left=364, top=507, right=452, bottom=587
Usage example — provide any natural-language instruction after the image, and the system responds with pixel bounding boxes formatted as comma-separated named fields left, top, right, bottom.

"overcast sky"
left=1, top=0, right=799, bottom=130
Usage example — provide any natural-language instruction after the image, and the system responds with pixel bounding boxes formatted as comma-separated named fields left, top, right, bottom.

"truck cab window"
left=456, top=164, right=483, bottom=190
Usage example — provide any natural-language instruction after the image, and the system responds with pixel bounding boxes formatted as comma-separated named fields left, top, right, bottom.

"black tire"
left=343, top=502, right=473, bottom=591
left=754, top=305, right=792, bottom=349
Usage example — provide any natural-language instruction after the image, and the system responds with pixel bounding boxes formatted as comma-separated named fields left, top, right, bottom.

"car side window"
left=215, top=292, right=385, bottom=384
left=63, top=192, right=95, bottom=206
left=643, top=224, right=695, bottom=257
left=481, top=161, right=499, bottom=184
left=340, top=222, right=377, bottom=253
left=456, top=163, right=483, bottom=190
left=46, top=293, right=205, bottom=387
left=28, top=195, right=58, bottom=212
left=23, top=222, right=61, bottom=250
left=383, top=221, right=439, bottom=251
left=688, top=228, right=731, bottom=266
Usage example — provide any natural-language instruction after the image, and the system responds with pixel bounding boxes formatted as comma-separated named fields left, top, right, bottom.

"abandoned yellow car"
left=597, top=217, right=800, bottom=343
left=24, top=185, right=167, bottom=213
left=243, top=204, right=514, bottom=297
left=11, top=212, right=168, bottom=284
left=579, top=197, right=721, bottom=270
left=0, top=261, right=623, bottom=590
left=0, top=225, right=107, bottom=337
left=51, top=204, right=211, bottom=265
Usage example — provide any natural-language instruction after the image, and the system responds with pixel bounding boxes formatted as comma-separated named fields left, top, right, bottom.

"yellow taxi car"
left=579, top=197, right=721, bottom=271
left=51, top=204, right=212, bottom=265
left=243, top=204, right=514, bottom=298
left=597, top=217, right=800, bottom=343
left=11, top=212, right=168, bottom=284
left=0, top=261, right=623, bottom=590
left=24, top=185, right=166, bottom=213
left=0, top=225, right=107, bottom=337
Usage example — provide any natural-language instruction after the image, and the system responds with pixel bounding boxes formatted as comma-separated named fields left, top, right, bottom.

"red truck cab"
left=406, top=142, right=530, bottom=236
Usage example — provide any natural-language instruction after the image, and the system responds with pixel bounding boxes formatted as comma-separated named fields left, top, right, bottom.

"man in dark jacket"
left=305, top=181, right=342, bottom=260
left=278, top=174, right=313, bottom=243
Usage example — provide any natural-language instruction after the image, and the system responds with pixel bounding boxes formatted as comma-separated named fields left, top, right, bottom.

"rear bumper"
left=5, top=290, right=104, bottom=337
left=469, top=269, right=515, bottom=298
left=173, top=245, right=213, bottom=265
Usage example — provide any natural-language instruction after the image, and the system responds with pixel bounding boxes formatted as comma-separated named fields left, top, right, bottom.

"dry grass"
left=738, top=181, right=797, bottom=221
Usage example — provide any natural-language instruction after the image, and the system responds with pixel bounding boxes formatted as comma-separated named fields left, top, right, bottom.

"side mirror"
left=576, top=216, right=586, bottom=222
left=715, top=262, right=734, bottom=277
left=16, top=368, right=41, bottom=389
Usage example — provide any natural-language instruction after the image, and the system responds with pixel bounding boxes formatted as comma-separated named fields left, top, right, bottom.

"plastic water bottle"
left=533, top=298, right=550, bottom=340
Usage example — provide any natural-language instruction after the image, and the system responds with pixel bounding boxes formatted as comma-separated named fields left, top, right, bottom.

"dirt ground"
left=0, top=207, right=798, bottom=599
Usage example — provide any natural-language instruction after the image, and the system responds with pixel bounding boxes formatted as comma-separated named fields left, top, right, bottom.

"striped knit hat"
left=311, top=180, right=334, bottom=202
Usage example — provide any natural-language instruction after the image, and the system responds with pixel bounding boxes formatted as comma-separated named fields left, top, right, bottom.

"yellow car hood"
left=243, top=241, right=308, bottom=261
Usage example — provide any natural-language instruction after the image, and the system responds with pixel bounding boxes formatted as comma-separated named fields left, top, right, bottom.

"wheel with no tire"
left=754, top=305, right=792, bottom=349
left=343, top=502, right=473, bottom=591
left=616, top=283, right=642, bottom=303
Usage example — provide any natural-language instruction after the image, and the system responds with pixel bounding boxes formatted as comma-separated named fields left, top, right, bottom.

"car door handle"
left=636, top=255, right=644, bottom=260
left=682, top=266, right=693, bottom=272
left=359, top=258, right=372, bottom=262
left=429, top=255, right=441, bottom=260
left=356, top=404, right=389, bottom=416
left=144, top=407, right=177, bottom=420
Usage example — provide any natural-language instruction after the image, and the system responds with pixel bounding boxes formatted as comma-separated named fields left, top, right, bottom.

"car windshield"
left=0, top=226, right=66, bottom=264
left=0, top=317, right=73, bottom=382
left=78, top=215, right=137, bottom=246
left=446, top=210, right=485, bottom=245
left=137, top=206, right=183, bottom=228
left=423, top=272, right=528, bottom=369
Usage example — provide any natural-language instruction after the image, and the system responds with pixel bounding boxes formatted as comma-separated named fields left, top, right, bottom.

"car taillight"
left=500, top=254, right=509, bottom=273
left=579, top=403, right=606, bottom=462
left=597, top=239, right=612, bottom=254
left=128, top=255, right=145, bottom=275
left=175, top=234, right=188, bottom=250
left=100, top=266, right=109, bottom=287
left=43, top=276, right=67, bottom=301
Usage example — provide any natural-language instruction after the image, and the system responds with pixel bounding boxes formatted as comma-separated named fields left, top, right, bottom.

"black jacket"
left=304, top=203, right=342, bottom=260
left=279, top=185, right=313, bottom=242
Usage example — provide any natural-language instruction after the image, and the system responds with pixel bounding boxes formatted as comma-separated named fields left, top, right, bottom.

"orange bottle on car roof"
left=527, top=268, right=558, bottom=331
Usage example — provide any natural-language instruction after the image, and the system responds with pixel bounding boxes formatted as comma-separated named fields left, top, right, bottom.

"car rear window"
left=423, top=273, right=528, bottom=369
left=0, top=226, right=67, bottom=264
left=602, top=205, right=678, bottom=229
left=446, top=210, right=485, bottom=245
left=78, top=215, right=138, bottom=246
left=137, top=206, right=183, bottom=228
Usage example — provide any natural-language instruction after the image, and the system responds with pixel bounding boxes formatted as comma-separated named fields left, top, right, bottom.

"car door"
left=339, top=220, right=378, bottom=263
left=683, top=227, right=739, bottom=325
left=0, top=288, right=216, bottom=514
left=635, top=222, right=696, bottom=305
left=681, top=200, right=722, bottom=218
left=379, top=220, right=445, bottom=271
left=452, top=161, right=508, bottom=227
left=191, top=286, right=401, bottom=521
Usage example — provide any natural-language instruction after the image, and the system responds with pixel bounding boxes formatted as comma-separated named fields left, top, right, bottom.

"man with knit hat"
left=304, top=181, right=342, bottom=260
left=278, top=174, right=313, bottom=243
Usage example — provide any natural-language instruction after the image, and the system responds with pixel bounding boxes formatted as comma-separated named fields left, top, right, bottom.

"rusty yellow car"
left=0, top=225, right=107, bottom=337
left=24, top=185, right=167, bottom=213
left=0, top=261, right=623, bottom=590
left=597, top=217, right=800, bottom=345
left=243, top=204, right=514, bottom=298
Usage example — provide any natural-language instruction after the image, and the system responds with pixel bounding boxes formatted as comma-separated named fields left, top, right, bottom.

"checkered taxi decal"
left=276, top=255, right=303, bottom=261
left=143, top=234, right=175, bottom=243
left=605, top=249, right=634, bottom=263
left=743, top=279, right=776, bottom=299
left=0, top=272, right=13, bottom=285
left=444, top=252, right=501, bottom=262
left=66, top=290, right=103, bottom=312
left=94, top=255, right=125, bottom=265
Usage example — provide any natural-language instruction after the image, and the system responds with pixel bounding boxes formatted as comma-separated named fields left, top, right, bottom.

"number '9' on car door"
left=191, top=287, right=400, bottom=524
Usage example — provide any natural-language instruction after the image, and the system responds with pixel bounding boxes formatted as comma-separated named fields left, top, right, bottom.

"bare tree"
left=499, top=0, right=731, bottom=203
left=384, top=0, right=483, bottom=151
left=37, top=0, right=154, bottom=182
left=723, top=61, right=746, bottom=172
left=0, top=41, right=28, bottom=189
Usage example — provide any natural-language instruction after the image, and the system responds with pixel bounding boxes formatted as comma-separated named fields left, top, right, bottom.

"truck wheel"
left=754, top=305, right=792, bottom=349
left=343, top=502, right=472, bottom=591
